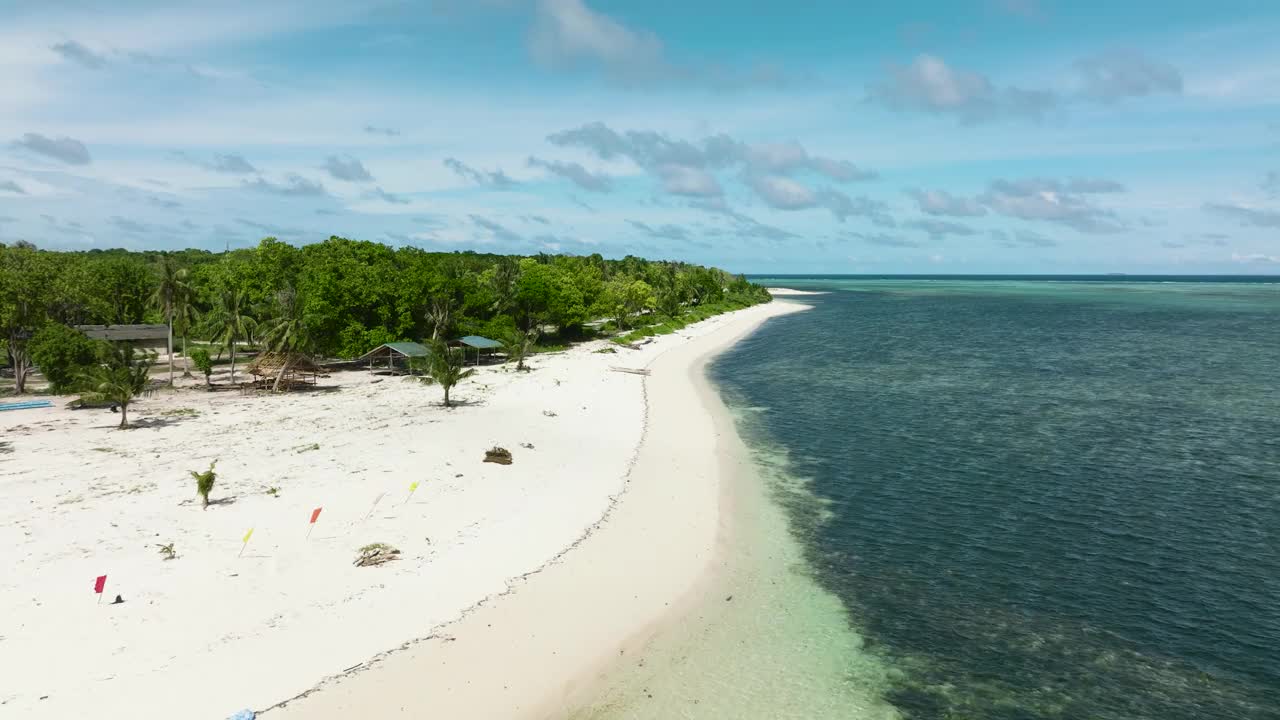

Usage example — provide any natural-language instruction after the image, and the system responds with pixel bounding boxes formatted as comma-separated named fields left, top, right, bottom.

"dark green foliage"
left=77, top=344, right=156, bottom=428
left=502, top=326, right=540, bottom=372
left=28, top=323, right=102, bottom=393
left=412, top=339, right=477, bottom=407
left=190, top=460, right=218, bottom=509
left=7, top=238, right=771, bottom=377
left=190, top=348, right=213, bottom=386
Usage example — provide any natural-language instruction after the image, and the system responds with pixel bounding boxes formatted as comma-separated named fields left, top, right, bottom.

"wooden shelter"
left=76, top=324, right=170, bottom=351
left=356, top=342, right=430, bottom=374
left=245, top=352, right=322, bottom=391
left=453, top=335, right=504, bottom=366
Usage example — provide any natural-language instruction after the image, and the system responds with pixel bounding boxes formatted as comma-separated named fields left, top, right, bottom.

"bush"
left=28, top=324, right=101, bottom=394
left=190, top=348, right=213, bottom=385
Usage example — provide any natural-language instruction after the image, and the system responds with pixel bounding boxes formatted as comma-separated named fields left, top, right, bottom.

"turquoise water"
left=709, top=277, right=1280, bottom=719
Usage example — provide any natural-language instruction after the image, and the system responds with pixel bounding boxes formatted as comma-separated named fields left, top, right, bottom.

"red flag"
left=310, top=507, right=322, bottom=524
left=94, top=575, right=107, bottom=594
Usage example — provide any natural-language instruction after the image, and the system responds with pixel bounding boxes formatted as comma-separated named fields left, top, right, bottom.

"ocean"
left=578, top=276, right=1280, bottom=720
left=719, top=277, right=1280, bottom=719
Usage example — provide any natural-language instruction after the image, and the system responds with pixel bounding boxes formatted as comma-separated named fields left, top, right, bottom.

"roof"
left=355, top=342, right=429, bottom=362
left=75, top=324, right=169, bottom=342
left=456, top=335, right=504, bottom=349
left=246, top=352, right=323, bottom=376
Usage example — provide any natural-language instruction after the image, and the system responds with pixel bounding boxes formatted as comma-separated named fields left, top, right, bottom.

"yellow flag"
left=242, top=528, right=254, bottom=544
left=409, top=481, right=419, bottom=492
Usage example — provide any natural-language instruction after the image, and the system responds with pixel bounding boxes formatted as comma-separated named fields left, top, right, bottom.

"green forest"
left=0, top=236, right=770, bottom=395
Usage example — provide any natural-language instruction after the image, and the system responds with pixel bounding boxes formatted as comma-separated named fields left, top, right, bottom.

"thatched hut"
left=245, top=352, right=322, bottom=391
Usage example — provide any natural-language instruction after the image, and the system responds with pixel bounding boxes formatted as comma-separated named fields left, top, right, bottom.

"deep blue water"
left=712, top=278, right=1280, bottom=719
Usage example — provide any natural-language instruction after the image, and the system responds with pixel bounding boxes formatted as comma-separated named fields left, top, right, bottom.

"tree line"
left=1, top=236, right=771, bottom=395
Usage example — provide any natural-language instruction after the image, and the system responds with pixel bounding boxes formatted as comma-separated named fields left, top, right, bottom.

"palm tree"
left=173, top=293, right=200, bottom=379
left=414, top=339, right=475, bottom=408
left=426, top=296, right=453, bottom=341
left=502, top=326, right=540, bottom=372
left=260, top=285, right=313, bottom=392
left=149, top=257, right=189, bottom=387
left=78, top=344, right=155, bottom=429
left=203, top=288, right=256, bottom=385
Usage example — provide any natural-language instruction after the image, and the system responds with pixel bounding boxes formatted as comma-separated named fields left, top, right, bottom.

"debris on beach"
left=484, top=446, right=513, bottom=465
left=520, top=442, right=535, bottom=450
left=156, top=542, right=176, bottom=560
left=354, top=543, right=400, bottom=567
left=542, top=410, right=558, bottom=417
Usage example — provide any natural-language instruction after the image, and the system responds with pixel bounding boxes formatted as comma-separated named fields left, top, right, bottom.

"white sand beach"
left=0, top=301, right=803, bottom=720
left=767, top=287, right=829, bottom=296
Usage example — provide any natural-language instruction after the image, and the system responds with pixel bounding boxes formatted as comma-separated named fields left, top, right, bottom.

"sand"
left=0, top=300, right=803, bottom=720
left=767, top=287, right=829, bottom=296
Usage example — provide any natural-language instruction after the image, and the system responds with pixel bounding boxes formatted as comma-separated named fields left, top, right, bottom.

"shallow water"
left=586, top=277, right=1280, bottom=719
left=570, top=413, right=900, bottom=720
left=722, top=278, right=1280, bottom=719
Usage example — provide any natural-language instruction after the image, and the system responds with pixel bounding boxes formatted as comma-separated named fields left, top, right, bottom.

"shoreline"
left=2, top=300, right=788, bottom=719
left=265, top=300, right=809, bottom=719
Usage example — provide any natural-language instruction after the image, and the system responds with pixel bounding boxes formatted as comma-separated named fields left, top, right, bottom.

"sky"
left=1, top=0, right=1278, bottom=274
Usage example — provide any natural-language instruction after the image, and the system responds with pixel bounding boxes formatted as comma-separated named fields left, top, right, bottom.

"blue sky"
left=1, top=0, right=1277, bottom=273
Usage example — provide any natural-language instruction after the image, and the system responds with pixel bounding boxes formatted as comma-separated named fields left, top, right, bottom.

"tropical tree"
left=260, top=285, right=315, bottom=391
left=203, top=288, right=256, bottom=385
left=150, top=256, right=190, bottom=386
left=425, top=296, right=453, bottom=341
left=414, top=339, right=475, bottom=408
left=190, top=348, right=213, bottom=387
left=77, top=344, right=155, bottom=429
left=28, top=323, right=101, bottom=394
left=0, top=244, right=52, bottom=394
left=502, top=326, right=540, bottom=372
left=600, top=277, right=657, bottom=330
left=172, top=291, right=200, bottom=378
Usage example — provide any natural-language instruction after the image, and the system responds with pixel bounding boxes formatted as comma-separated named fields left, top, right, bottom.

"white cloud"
left=1074, top=50, right=1183, bottom=102
left=323, top=154, right=375, bottom=182
left=907, top=188, right=986, bottom=217
left=869, top=55, right=1056, bottom=123
left=529, top=0, right=664, bottom=79
left=12, top=133, right=92, bottom=165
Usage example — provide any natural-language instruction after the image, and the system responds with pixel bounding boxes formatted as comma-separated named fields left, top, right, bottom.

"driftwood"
left=484, top=446, right=513, bottom=465
left=609, top=366, right=651, bottom=376
left=354, top=543, right=400, bottom=567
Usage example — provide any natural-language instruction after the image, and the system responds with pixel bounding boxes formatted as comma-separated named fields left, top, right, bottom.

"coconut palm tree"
left=502, top=326, right=540, bottom=372
left=414, top=339, right=475, bottom=408
left=260, top=285, right=314, bottom=392
left=172, top=293, right=200, bottom=379
left=77, top=344, right=155, bottom=429
left=149, top=257, right=189, bottom=387
left=203, top=288, right=256, bottom=385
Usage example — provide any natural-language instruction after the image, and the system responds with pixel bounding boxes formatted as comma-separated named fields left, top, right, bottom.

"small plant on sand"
left=265, top=486, right=280, bottom=497
left=412, top=339, right=476, bottom=408
left=190, top=348, right=213, bottom=387
left=501, top=327, right=540, bottom=372
left=354, top=542, right=400, bottom=567
left=76, top=344, right=156, bottom=429
left=190, top=460, right=218, bottom=509
left=156, top=542, right=177, bottom=560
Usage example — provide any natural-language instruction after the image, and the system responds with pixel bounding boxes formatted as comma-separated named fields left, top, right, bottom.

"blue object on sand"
left=0, top=400, right=53, bottom=411
left=228, top=711, right=255, bottom=720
